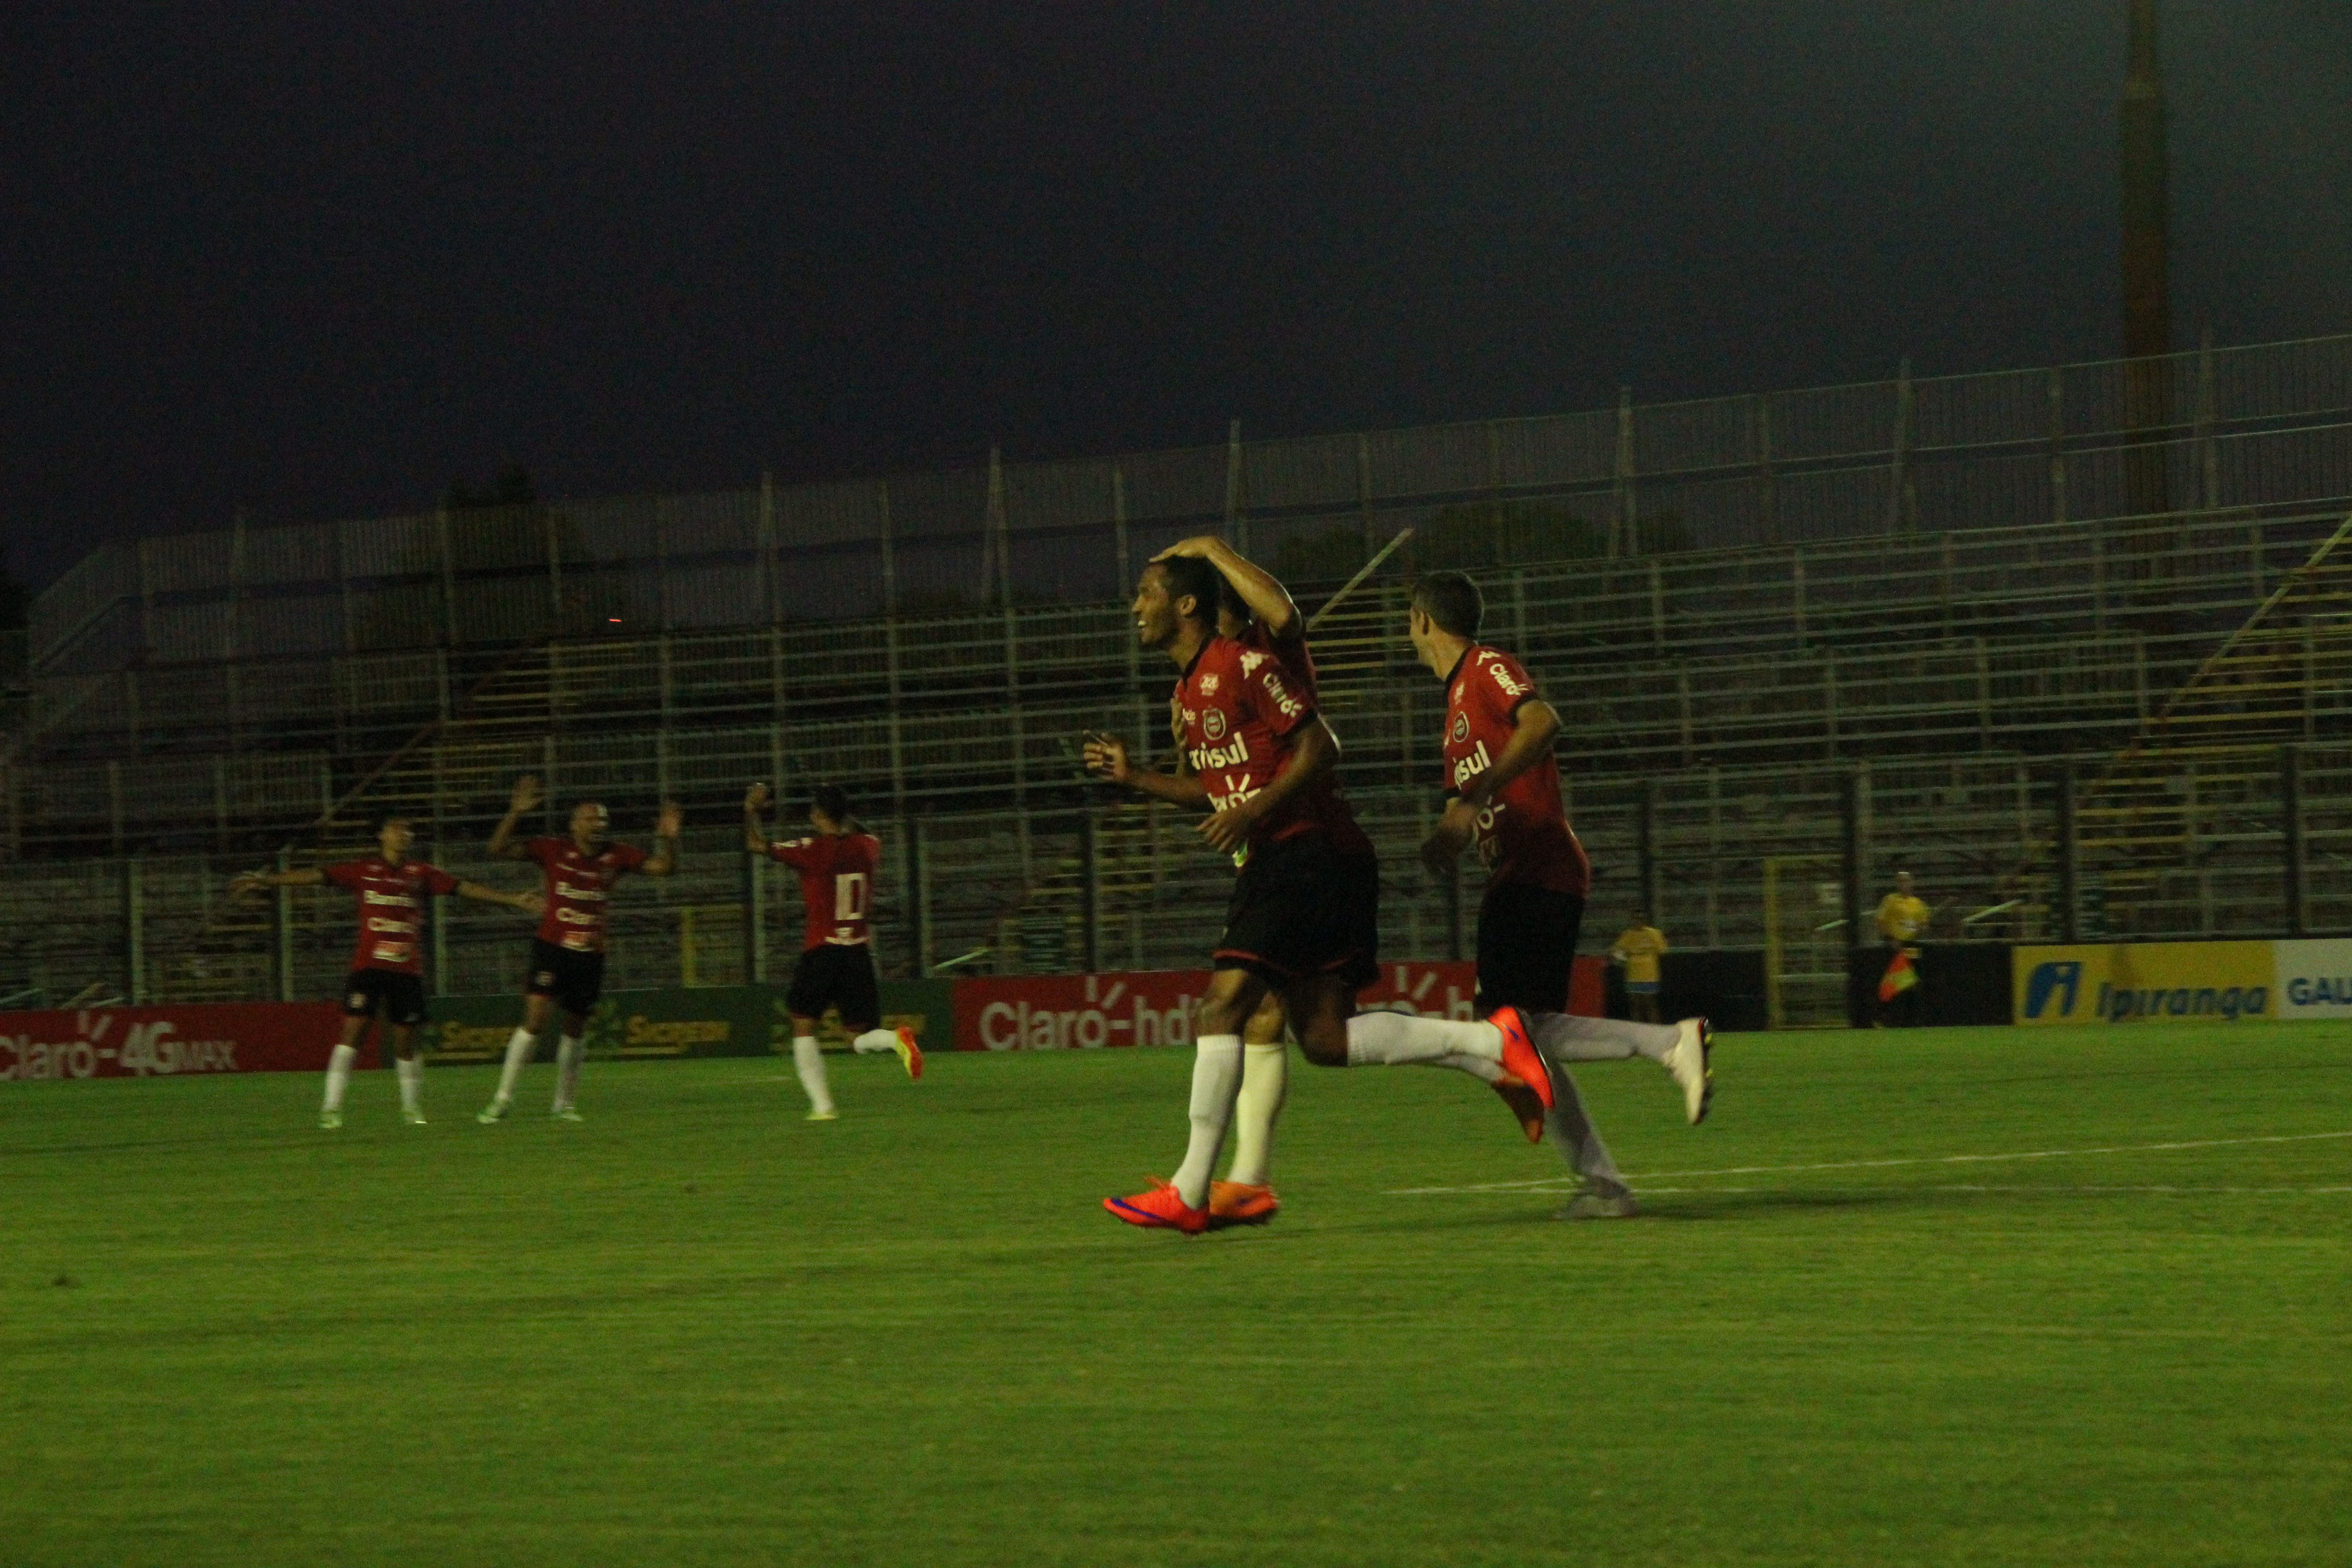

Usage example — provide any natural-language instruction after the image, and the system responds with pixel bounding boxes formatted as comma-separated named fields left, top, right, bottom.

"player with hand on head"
left=1083, top=540, right=1558, bottom=1234
left=230, top=813, right=541, bottom=1128
left=1406, top=571, right=1713, bottom=1219
left=476, top=775, right=678, bottom=1124
left=744, top=780, right=921, bottom=1121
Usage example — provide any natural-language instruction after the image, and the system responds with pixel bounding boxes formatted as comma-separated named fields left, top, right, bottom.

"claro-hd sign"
left=2012, top=942, right=2273, bottom=1025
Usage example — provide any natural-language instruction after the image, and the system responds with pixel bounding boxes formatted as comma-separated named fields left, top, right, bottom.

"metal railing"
left=28, top=333, right=2352, bottom=678
left=11, top=745, right=2352, bottom=1028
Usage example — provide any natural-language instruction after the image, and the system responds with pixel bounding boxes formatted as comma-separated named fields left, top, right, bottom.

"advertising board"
left=419, top=981, right=955, bottom=1063
left=2011, top=942, right=2273, bottom=1025
left=949, top=959, right=1606, bottom=1052
left=0, top=1003, right=347, bottom=1080
left=2269, top=940, right=2352, bottom=1018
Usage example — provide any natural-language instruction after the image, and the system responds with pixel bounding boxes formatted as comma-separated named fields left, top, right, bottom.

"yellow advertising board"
left=2012, top=942, right=2273, bottom=1026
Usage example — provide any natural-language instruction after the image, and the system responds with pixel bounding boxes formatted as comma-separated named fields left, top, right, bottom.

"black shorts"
left=1213, top=833, right=1381, bottom=992
left=343, top=968, right=428, bottom=1026
left=526, top=937, right=607, bottom=1017
left=785, top=943, right=882, bottom=1029
left=1474, top=883, right=1586, bottom=1016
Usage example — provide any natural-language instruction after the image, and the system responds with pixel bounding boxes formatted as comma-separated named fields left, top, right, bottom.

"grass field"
left=4, top=1024, right=2348, bottom=1567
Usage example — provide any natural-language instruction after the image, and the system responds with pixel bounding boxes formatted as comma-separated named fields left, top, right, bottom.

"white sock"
left=494, top=1027, right=535, bottom=1102
left=1170, top=1034, right=1244, bottom=1208
left=396, top=1055, right=422, bottom=1113
left=850, top=1028, right=898, bottom=1054
left=1436, top=1050, right=1506, bottom=1084
left=553, top=1035, right=583, bottom=1111
left=323, top=1044, right=356, bottom=1112
left=1344, top=1011, right=1503, bottom=1068
left=1226, top=1042, right=1289, bottom=1187
left=793, top=1035, right=834, bottom=1114
left=1533, top=1012, right=1680, bottom=1064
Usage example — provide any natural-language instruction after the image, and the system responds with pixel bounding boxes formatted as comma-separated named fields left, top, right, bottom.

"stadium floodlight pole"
left=1305, top=527, right=1416, bottom=633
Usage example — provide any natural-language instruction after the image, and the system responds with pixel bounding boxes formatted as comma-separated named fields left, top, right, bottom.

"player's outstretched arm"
left=229, top=867, right=326, bottom=900
left=1198, top=715, right=1336, bottom=855
left=1084, top=731, right=1209, bottom=809
left=1457, top=699, right=1562, bottom=811
left=456, top=881, right=544, bottom=916
left=643, top=802, right=682, bottom=877
left=741, top=781, right=773, bottom=854
left=487, top=774, right=542, bottom=860
left=1153, top=536, right=1300, bottom=640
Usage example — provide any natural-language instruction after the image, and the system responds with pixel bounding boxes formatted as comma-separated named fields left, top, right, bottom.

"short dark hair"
left=371, top=810, right=413, bottom=837
left=1412, top=572, right=1484, bottom=637
left=811, top=784, right=851, bottom=823
left=1152, top=555, right=1220, bottom=628
left=1215, top=574, right=1252, bottom=626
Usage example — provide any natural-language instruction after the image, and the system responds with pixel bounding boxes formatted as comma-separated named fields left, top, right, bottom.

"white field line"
left=1383, top=1129, right=2352, bottom=1196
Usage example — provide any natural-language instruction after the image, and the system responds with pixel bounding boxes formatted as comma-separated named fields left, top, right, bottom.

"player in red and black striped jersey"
left=477, top=774, right=679, bottom=1123
left=230, top=813, right=540, bottom=1128
left=744, top=780, right=922, bottom=1121
left=1405, top=571, right=1715, bottom=1218
left=1083, top=540, right=1559, bottom=1233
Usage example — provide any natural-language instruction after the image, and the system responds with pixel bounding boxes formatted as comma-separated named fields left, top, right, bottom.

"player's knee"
left=1296, top=1027, right=1348, bottom=1067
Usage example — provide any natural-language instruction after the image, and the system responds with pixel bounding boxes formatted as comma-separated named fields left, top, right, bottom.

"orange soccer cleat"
left=1487, top=1006, right=1555, bottom=1112
left=1489, top=1074, right=1547, bottom=1143
left=1103, top=1176, right=1210, bottom=1234
left=894, top=1025, right=925, bottom=1080
left=1208, top=1180, right=1280, bottom=1228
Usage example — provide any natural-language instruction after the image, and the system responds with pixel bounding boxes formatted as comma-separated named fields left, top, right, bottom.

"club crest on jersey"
left=1203, top=709, right=1227, bottom=741
left=1451, top=711, right=1470, bottom=741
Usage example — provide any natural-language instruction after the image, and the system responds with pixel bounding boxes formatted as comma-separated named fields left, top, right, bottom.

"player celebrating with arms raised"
left=477, top=775, right=678, bottom=1124
left=231, top=813, right=541, bottom=1128
left=744, top=780, right=921, bottom=1121
left=1085, top=544, right=1558, bottom=1233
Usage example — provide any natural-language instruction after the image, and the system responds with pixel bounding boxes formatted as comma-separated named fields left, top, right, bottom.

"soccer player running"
left=230, top=813, right=541, bottom=1128
left=742, top=780, right=922, bottom=1121
left=1084, top=544, right=1558, bottom=1233
left=476, top=775, right=679, bottom=1123
left=1406, top=571, right=1713, bottom=1218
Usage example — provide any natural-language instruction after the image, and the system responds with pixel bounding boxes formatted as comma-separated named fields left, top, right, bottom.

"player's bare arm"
left=742, top=781, right=773, bottom=853
left=1153, top=536, right=1300, bottom=640
left=643, top=802, right=683, bottom=876
left=456, top=881, right=544, bottom=916
left=1199, top=715, right=1337, bottom=855
left=487, top=774, right=542, bottom=860
left=229, top=866, right=327, bottom=900
left=1084, top=731, right=1210, bottom=809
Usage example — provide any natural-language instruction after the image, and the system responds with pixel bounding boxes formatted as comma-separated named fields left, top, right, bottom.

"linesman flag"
left=1877, top=948, right=1920, bottom=1003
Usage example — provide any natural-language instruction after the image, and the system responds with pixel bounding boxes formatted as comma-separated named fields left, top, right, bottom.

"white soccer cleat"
left=401, top=1107, right=428, bottom=1126
left=1556, top=1187, right=1640, bottom=1221
left=1666, top=1017, right=1714, bottom=1125
left=318, top=1109, right=343, bottom=1131
left=476, top=1097, right=512, bottom=1125
left=551, top=1106, right=584, bottom=1123
left=805, top=1107, right=839, bottom=1122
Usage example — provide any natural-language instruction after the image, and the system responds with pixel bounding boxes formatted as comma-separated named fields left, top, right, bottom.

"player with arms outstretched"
left=1084, top=544, right=1558, bottom=1233
left=743, top=780, right=921, bottom=1120
left=231, top=813, right=540, bottom=1128
left=1408, top=571, right=1713, bottom=1218
left=477, top=776, right=679, bottom=1123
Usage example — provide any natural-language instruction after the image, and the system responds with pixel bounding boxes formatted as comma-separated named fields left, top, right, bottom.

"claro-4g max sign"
left=2012, top=943, right=2272, bottom=1025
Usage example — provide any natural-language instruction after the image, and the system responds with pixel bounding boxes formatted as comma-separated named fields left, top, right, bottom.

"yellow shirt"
left=1876, top=893, right=1930, bottom=943
left=1611, top=925, right=1668, bottom=985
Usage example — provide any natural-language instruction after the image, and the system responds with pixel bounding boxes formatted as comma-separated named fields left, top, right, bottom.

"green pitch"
left=4, top=1025, right=2347, bottom=1567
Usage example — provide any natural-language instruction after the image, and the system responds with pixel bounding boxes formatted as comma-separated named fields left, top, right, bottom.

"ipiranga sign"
left=2012, top=943, right=2273, bottom=1025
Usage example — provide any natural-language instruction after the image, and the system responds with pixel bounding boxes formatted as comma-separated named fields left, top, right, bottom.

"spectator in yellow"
left=1874, top=871, right=1931, bottom=1026
left=1610, top=910, right=1669, bottom=1024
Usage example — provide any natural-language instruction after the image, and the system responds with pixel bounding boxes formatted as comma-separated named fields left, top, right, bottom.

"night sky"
left=4, top=2, right=2347, bottom=592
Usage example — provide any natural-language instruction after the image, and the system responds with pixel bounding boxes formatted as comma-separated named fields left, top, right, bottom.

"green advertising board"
left=420, top=980, right=956, bottom=1064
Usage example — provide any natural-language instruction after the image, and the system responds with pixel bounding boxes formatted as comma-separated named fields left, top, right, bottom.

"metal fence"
left=28, top=334, right=2352, bottom=681
left=11, top=745, right=2352, bottom=1029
